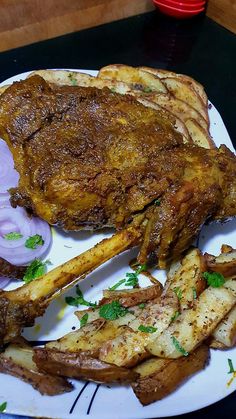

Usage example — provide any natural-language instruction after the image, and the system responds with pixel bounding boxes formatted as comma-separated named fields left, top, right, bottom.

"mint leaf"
left=99, top=301, right=128, bottom=320
left=25, top=234, right=44, bottom=249
left=3, top=232, right=23, bottom=240
left=203, top=271, right=225, bottom=288
left=23, top=259, right=49, bottom=283
left=138, top=325, right=157, bottom=333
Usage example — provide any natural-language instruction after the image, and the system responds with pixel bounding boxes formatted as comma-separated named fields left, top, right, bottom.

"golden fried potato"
left=160, top=77, right=208, bottom=122
left=205, top=247, right=236, bottom=277
left=136, top=97, right=190, bottom=141
left=185, top=119, right=215, bottom=149
left=29, top=69, right=132, bottom=94
left=139, top=66, right=208, bottom=107
left=98, top=291, right=178, bottom=367
left=0, top=339, right=72, bottom=395
left=211, top=305, right=236, bottom=347
left=147, top=286, right=236, bottom=358
left=100, top=284, right=163, bottom=307
left=132, top=344, right=209, bottom=405
left=34, top=348, right=138, bottom=384
left=165, top=247, right=206, bottom=311
left=98, top=64, right=168, bottom=93
left=143, top=92, right=208, bottom=131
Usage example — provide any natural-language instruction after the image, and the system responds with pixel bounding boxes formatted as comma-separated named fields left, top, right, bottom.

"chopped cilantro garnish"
left=65, top=286, right=97, bottom=308
left=174, top=287, right=183, bottom=300
left=139, top=303, right=146, bottom=309
left=203, top=271, right=225, bottom=288
left=171, top=311, right=180, bottom=323
left=68, top=73, right=77, bottom=86
left=80, top=313, right=89, bottom=328
left=138, top=324, right=157, bottom=333
left=125, top=272, right=139, bottom=287
left=109, top=263, right=147, bottom=290
left=143, top=87, right=153, bottom=93
left=0, top=402, right=7, bottom=413
left=23, top=259, right=49, bottom=283
left=154, top=199, right=161, bottom=206
left=135, top=263, right=147, bottom=275
left=172, top=336, right=189, bottom=356
left=110, top=87, right=116, bottom=93
left=192, top=287, right=197, bottom=299
left=25, top=234, right=44, bottom=249
left=109, top=279, right=126, bottom=290
left=3, top=232, right=23, bottom=240
left=99, top=301, right=128, bottom=320
left=227, top=359, right=235, bottom=374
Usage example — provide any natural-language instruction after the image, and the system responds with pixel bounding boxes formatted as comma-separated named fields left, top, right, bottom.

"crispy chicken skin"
left=0, top=75, right=236, bottom=267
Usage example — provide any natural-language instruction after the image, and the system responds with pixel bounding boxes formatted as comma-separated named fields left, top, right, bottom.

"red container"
left=159, top=0, right=206, bottom=8
left=153, top=0, right=205, bottom=18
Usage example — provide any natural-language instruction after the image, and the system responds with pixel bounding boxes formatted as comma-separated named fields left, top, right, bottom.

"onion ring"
left=0, top=205, right=52, bottom=265
left=0, top=276, right=11, bottom=289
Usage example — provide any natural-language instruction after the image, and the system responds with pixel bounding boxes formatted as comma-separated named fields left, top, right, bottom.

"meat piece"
left=0, top=76, right=236, bottom=268
left=0, top=257, right=26, bottom=281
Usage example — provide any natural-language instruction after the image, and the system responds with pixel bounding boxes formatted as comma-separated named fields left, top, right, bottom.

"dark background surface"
left=0, top=11, right=236, bottom=146
left=0, top=10, right=235, bottom=419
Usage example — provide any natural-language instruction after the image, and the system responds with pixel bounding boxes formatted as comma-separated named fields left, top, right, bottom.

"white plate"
left=0, top=70, right=236, bottom=419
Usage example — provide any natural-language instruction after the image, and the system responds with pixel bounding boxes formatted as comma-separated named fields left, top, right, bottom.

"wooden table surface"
left=0, top=0, right=235, bottom=52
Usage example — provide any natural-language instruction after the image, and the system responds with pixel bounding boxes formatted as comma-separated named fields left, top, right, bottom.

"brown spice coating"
left=0, top=257, right=26, bottom=281
left=0, top=76, right=236, bottom=266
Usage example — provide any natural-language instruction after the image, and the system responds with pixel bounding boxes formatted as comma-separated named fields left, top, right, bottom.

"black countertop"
left=0, top=10, right=235, bottom=419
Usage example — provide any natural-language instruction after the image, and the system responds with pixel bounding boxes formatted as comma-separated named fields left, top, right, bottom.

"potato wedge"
left=0, top=339, right=72, bottom=395
left=205, top=248, right=236, bottom=277
left=98, top=291, right=178, bottom=367
left=29, top=69, right=132, bottom=95
left=46, top=319, right=127, bottom=354
left=100, top=284, right=163, bottom=308
left=144, top=93, right=208, bottom=131
left=139, top=67, right=208, bottom=107
left=98, top=64, right=167, bottom=93
left=132, top=344, right=209, bottom=405
left=34, top=348, right=137, bottom=384
left=211, top=305, right=236, bottom=347
left=185, top=119, right=215, bottom=149
left=148, top=286, right=236, bottom=358
left=160, top=77, right=208, bottom=122
left=165, top=247, right=206, bottom=311
left=137, top=97, right=190, bottom=142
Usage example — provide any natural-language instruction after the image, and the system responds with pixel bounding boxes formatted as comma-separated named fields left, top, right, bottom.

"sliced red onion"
left=0, top=276, right=11, bottom=289
left=0, top=205, right=52, bottom=265
left=0, top=138, right=19, bottom=193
